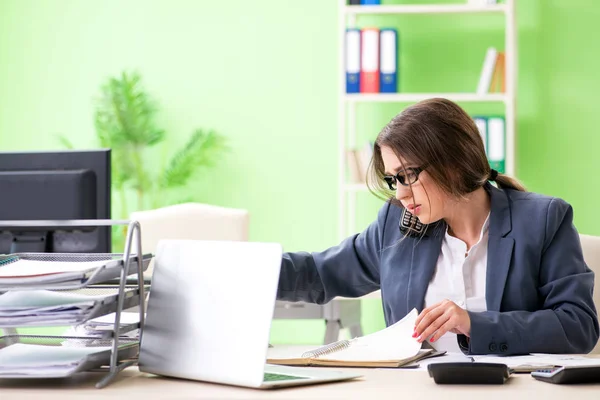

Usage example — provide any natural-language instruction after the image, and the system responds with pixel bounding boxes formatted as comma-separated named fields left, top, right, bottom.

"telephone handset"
left=399, top=207, right=428, bottom=237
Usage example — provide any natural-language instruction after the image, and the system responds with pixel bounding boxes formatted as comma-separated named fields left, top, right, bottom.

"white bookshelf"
left=344, top=183, right=370, bottom=192
left=345, top=92, right=508, bottom=103
left=338, top=0, right=517, bottom=239
left=345, top=4, right=506, bottom=14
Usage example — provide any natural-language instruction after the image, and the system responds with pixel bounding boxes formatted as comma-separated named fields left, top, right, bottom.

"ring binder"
left=301, top=338, right=356, bottom=358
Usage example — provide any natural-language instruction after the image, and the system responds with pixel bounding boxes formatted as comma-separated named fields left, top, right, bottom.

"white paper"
left=61, top=312, right=140, bottom=346
left=403, top=352, right=474, bottom=371
left=0, top=290, right=109, bottom=327
left=319, top=309, right=421, bottom=362
left=85, top=312, right=140, bottom=326
left=0, top=290, right=103, bottom=309
left=0, top=343, right=111, bottom=372
left=0, top=259, right=109, bottom=278
left=474, top=354, right=600, bottom=368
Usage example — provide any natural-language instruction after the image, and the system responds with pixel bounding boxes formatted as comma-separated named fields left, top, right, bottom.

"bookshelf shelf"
left=344, top=93, right=507, bottom=103
left=344, top=4, right=506, bottom=15
left=338, top=0, right=517, bottom=240
left=344, top=183, right=369, bottom=192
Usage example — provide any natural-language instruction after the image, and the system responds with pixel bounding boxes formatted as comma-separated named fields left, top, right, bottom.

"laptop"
left=138, top=239, right=362, bottom=389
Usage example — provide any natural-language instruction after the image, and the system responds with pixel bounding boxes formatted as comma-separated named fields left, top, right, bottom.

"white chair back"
left=130, top=203, right=249, bottom=276
left=579, top=234, right=600, bottom=354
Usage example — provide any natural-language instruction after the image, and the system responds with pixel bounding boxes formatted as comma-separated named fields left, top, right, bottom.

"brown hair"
left=367, top=98, right=525, bottom=202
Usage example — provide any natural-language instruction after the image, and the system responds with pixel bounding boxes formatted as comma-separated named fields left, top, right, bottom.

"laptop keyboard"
left=263, top=372, right=308, bottom=382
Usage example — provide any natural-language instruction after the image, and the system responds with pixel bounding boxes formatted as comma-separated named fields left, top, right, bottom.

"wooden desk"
left=1, top=363, right=598, bottom=400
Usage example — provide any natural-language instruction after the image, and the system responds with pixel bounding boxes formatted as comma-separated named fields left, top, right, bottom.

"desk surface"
left=1, top=356, right=599, bottom=399
left=2, top=366, right=599, bottom=400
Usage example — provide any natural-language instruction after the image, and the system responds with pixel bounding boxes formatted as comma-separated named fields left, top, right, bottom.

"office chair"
left=130, top=202, right=249, bottom=278
left=579, top=234, right=600, bottom=354
left=130, top=202, right=363, bottom=344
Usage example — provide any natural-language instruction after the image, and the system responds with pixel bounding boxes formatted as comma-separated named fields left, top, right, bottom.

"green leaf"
left=55, top=134, right=75, bottom=149
left=94, top=71, right=165, bottom=149
left=91, top=70, right=227, bottom=216
left=159, top=129, right=227, bottom=190
left=93, top=70, right=163, bottom=196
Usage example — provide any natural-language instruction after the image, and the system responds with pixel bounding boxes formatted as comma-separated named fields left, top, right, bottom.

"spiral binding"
left=301, top=338, right=356, bottom=359
left=0, top=256, right=19, bottom=267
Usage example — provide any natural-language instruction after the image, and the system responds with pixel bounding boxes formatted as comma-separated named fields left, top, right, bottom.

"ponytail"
left=493, top=172, right=526, bottom=192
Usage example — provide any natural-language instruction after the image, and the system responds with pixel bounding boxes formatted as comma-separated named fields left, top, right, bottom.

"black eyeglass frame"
left=383, top=166, right=426, bottom=190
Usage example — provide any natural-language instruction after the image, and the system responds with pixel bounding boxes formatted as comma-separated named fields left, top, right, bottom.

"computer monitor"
left=0, top=149, right=111, bottom=253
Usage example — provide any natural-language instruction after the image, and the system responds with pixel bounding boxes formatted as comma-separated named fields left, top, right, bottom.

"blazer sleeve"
left=466, top=198, right=600, bottom=355
left=276, top=203, right=390, bottom=305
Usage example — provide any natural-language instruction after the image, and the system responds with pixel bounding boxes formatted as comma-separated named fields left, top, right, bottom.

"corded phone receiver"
left=399, top=207, right=428, bottom=237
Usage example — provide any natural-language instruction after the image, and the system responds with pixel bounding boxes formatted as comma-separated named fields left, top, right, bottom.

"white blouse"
left=423, top=213, right=491, bottom=353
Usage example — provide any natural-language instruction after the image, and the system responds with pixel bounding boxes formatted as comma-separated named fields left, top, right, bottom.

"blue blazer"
left=277, top=184, right=599, bottom=355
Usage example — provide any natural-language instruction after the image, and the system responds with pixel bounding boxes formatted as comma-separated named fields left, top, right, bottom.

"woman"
left=277, top=98, right=598, bottom=355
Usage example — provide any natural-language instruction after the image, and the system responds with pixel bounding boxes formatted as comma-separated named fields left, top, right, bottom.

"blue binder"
left=360, top=0, right=381, bottom=4
left=345, top=28, right=361, bottom=93
left=379, top=28, right=397, bottom=93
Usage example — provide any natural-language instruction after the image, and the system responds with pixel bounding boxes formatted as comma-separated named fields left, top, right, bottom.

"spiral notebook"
left=267, top=309, right=444, bottom=368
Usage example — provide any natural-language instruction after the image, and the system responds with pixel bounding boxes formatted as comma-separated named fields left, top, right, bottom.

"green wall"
left=1, top=0, right=599, bottom=344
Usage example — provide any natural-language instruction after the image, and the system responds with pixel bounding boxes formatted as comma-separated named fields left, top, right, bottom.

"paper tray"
left=0, top=341, right=139, bottom=379
left=0, top=253, right=152, bottom=290
left=0, top=286, right=144, bottom=328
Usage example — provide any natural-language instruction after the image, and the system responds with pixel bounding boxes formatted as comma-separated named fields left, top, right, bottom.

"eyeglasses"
left=383, top=167, right=425, bottom=190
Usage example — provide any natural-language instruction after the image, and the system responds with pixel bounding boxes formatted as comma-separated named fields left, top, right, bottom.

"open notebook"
left=267, top=309, right=444, bottom=368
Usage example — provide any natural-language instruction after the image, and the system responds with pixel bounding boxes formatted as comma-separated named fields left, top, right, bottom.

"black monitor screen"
left=0, top=170, right=97, bottom=221
left=0, top=150, right=111, bottom=254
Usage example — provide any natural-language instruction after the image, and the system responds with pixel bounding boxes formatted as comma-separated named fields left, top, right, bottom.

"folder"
left=345, top=29, right=361, bottom=93
left=360, top=0, right=381, bottom=4
left=476, top=47, right=498, bottom=94
left=487, top=116, right=505, bottom=173
left=379, top=28, right=398, bottom=93
left=489, top=51, right=505, bottom=93
left=473, top=116, right=488, bottom=154
left=360, top=28, right=380, bottom=93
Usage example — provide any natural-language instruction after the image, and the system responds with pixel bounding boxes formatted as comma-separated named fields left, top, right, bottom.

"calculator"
left=531, top=365, right=600, bottom=384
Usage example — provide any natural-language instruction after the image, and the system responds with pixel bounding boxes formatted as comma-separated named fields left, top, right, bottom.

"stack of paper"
left=0, top=343, right=135, bottom=378
left=0, top=290, right=113, bottom=327
left=79, top=312, right=140, bottom=333
left=62, top=312, right=140, bottom=347
left=0, top=259, right=111, bottom=285
left=473, top=354, right=600, bottom=372
left=0, top=255, right=150, bottom=288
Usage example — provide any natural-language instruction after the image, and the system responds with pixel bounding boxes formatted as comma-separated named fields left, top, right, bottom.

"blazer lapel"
left=407, top=222, right=444, bottom=312
left=485, top=184, right=515, bottom=311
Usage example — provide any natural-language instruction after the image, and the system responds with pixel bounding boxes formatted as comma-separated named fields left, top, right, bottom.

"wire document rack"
left=0, top=219, right=151, bottom=388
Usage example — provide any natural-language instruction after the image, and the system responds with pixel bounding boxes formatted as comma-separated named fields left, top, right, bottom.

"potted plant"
left=60, top=71, right=226, bottom=250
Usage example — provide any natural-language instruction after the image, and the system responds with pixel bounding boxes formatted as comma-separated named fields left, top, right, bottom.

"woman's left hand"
left=413, top=299, right=471, bottom=343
